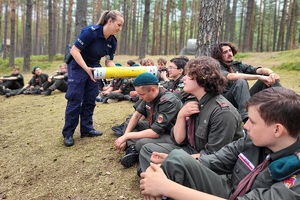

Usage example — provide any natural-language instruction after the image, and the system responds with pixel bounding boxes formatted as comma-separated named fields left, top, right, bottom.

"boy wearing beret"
left=114, top=72, right=183, bottom=168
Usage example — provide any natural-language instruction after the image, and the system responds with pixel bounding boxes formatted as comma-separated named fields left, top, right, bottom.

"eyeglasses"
left=167, top=66, right=179, bottom=70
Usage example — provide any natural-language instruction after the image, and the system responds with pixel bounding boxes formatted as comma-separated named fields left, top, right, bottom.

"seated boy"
left=140, top=87, right=300, bottom=200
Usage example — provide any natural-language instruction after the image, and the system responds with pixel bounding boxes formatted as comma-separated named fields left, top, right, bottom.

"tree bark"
left=196, top=0, right=226, bottom=56
left=139, top=0, right=150, bottom=59
left=23, top=0, right=32, bottom=73
left=9, top=0, right=16, bottom=67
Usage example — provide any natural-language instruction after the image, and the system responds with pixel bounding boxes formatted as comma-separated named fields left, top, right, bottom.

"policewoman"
left=62, top=10, right=124, bottom=147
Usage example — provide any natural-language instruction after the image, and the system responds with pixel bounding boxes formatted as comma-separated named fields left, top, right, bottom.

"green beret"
left=32, top=66, right=40, bottom=74
left=133, top=72, right=159, bottom=86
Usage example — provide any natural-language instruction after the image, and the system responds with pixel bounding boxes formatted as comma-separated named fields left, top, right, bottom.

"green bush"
left=275, top=62, right=300, bottom=71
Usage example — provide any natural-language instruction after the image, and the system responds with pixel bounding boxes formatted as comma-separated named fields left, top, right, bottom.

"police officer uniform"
left=62, top=24, right=117, bottom=140
left=161, top=135, right=300, bottom=199
left=139, top=93, right=243, bottom=172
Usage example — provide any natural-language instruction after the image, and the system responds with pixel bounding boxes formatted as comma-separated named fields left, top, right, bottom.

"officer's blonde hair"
left=97, top=10, right=124, bottom=26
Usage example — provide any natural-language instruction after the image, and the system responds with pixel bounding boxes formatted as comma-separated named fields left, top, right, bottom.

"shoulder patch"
left=89, top=25, right=100, bottom=31
left=157, top=114, right=164, bottom=123
left=283, top=174, right=297, bottom=188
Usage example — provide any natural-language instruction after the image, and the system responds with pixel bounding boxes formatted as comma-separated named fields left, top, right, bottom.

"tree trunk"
left=131, top=0, right=137, bottom=55
left=229, top=0, right=238, bottom=43
left=164, top=0, right=171, bottom=55
left=223, top=0, right=231, bottom=41
left=48, top=0, right=54, bottom=61
left=151, top=1, right=159, bottom=55
left=3, top=2, right=8, bottom=59
left=23, top=0, right=32, bottom=73
left=179, top=0, right=186, bottom=52
left=66, top=0, right=73, bottom=44
left=119, top=0, right=128, bottom=55
left=61, top=0, right=67, bottom=53
left=9, top=0, right=16, bottom=67
left=196, top=0, right=226, bottom=56
left=277, top=0, right=287, bottom=51
left=74, top=0, right=87, bottom=40
left=272, top=0, right=278, bottom=51
left=139, top=0, right=150, bottom=59
left=242, top=0, right=255, bottom=52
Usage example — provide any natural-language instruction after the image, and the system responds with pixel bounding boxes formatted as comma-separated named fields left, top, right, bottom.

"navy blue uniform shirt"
left=74, top=25, right=117, bottom=66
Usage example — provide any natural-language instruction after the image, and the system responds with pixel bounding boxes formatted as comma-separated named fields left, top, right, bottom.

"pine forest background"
left=0, top=0, right=299, bottom=71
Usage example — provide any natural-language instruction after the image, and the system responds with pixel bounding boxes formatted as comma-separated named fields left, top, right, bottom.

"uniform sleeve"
left=237, top=174, right=300, bottom=200
left=200, top=136, right=249, bottom=175
left=221, top=69, right=230, bottom=78
left=199, top=107, right=242, bottom=155
left=74, top=27, right=97, bottom=51
left=239, top=62, right=260, bottom=74
left=135, top=100, right=147, bottom=117
left=150, top=96, right=182, bottom=135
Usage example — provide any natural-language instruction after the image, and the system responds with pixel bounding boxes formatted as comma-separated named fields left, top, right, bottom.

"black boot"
left=121, top=145, right=139, bottom=168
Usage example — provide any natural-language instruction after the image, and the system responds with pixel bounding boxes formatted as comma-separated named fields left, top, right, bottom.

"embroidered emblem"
left=175, top=88, right=182, bottom=93
left=160, top=97, right=167, bottom=102
left=105, top=55, right=111, bottom=60
left=178, top=82, right=184, bottom=88
left=146, top=105, right=151, bottom=110
left=219, top=103, right=228, bottom=107
left=157, top=114, right=163, bottom=123
left=283, top=175, right=297, bottom=188
left=238, top=153, right=255, bottom=171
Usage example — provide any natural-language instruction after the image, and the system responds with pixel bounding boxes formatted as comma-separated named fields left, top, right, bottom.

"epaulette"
left=89, top=25, right=100, bottom=31
left=216, top=99, right=229, bottom=108
left=232, top=60, right=242, bottom=65
left=160, top=97, right=167, bottom=102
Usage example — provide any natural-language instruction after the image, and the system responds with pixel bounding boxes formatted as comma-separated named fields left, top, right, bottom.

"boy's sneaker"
left=41, top=89, right=52, bottom=96
left=95, top=96, right=103, bottom=102
left=121, top=145, right=139, bottom=168
left=107, top=99, right=119, bottom=104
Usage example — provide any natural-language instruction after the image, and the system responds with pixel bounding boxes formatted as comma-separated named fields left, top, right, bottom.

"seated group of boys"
left=111, top=56, right=300, bottom=199
left=0, top=64, right=68, bottom=97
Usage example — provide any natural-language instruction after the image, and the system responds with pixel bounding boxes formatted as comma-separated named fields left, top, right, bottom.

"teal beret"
left=269, top=154, right=300, bottom=181
left=32, top=66, right=40, bottom=74
left=133, top=72, right=159, bottom=86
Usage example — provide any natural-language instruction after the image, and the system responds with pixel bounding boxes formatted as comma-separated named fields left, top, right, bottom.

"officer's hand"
left=86, top=67, right=96, bottom=82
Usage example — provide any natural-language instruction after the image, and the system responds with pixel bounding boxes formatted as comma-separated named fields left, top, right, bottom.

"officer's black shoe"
left=121, top=145, right=139, bottom=168
left=81, top=129, right=103, bottom=138
left=64, top=136, right=74, bottom=147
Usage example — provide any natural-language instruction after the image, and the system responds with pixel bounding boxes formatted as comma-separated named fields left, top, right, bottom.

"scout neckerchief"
left=229, top=155, right=270, bottom=200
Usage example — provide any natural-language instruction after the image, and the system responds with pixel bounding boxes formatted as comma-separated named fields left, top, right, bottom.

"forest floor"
left=0, top=52, right=300, bottom=200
